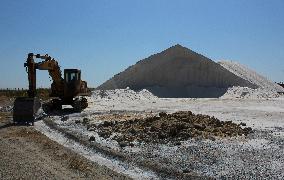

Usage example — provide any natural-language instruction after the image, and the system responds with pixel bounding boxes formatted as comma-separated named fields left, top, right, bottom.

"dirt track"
left=0, top=112, right=130, bottom=180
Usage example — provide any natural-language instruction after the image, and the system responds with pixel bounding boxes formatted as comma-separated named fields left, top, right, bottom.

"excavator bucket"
left=13, top=97, right=41, bottom=125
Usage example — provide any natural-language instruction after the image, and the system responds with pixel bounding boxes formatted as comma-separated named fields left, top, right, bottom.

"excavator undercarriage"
left=13, top=53, right=89, bottom=125
left=42, top=96, right=88, bottom=113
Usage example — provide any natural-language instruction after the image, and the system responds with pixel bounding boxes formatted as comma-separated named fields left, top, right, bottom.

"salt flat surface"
left=85, top=90, right=284, bottom=178
left=37, top=89, right=284, bottom=179
left=87, top=90, right=284, bottom=131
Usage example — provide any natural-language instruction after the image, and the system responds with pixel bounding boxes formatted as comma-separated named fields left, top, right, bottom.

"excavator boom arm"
left=36, top=55, right=62, bottom=81
left=24, top=53, right=64, bottom=97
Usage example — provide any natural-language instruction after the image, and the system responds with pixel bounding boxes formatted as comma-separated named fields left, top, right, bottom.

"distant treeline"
left=88, top=87, right=96, bottom=91
left=0, top=87, right=95, bottom=99
left=0, top=88, right=50, bottom=100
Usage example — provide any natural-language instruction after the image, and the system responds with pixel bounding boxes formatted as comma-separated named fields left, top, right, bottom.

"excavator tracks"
left=72, top=97, right=88, bottom=112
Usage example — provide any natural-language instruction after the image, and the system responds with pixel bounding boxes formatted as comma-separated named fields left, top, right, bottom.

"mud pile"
left=94, top=111, right=253, bottom=145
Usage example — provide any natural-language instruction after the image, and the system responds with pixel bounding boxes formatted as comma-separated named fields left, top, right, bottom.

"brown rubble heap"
left=95, top=111, right=253, bottom=145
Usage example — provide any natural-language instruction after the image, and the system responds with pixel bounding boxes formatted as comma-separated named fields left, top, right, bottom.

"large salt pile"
left=219, top=61, right=284, bottom=93
left=97, top=45, right=256, bottom=98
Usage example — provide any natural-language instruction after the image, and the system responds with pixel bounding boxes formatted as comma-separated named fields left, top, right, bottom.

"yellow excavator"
left=13, top=53, right=89, bottom=125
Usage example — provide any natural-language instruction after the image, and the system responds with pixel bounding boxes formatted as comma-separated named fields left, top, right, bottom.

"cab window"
left=65, top=72, right=78, bottom=83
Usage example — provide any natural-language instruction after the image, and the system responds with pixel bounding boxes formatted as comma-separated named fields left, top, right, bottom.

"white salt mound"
left=92, top=88, right=157, bottom=101
left=97, top=45, right=256, bottom=98
left=219, top=60, right=284, bottom=92
left=221, top=86, right=280, bottom=99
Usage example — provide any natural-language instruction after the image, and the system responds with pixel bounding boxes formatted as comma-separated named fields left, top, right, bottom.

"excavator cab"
left=64, top=69, right=81, bottom=83
left=64, top=69, right=82, bottom=99
left=63, top=69, right=88, bottom=111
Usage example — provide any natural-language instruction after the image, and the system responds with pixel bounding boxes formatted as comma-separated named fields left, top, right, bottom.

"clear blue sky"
left=0, top=0, right=283, bottom=88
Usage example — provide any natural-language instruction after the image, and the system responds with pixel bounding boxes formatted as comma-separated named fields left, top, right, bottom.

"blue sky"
left=0, top=0, right=283, bottom=88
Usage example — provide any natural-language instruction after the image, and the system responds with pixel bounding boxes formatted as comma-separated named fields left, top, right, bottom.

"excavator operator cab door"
left=64, top=69, right=81, bottom=99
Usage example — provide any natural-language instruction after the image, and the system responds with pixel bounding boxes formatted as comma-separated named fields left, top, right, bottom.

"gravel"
left=0, top=112, right=131, bottom=180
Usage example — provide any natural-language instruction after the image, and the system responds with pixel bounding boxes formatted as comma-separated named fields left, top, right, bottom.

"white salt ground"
left=92, top=88, right=157, bottom=101
left=86, top=89, right=284, bottom=131
left=34, top=120, right=159, bottom=180
left=36, top=87, right=284, bottom=179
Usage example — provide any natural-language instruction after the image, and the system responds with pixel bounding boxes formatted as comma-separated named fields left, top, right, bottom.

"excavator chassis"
left=13, top=97, right=41, bottom=125
left=42, top=97, right=88, bottom=113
